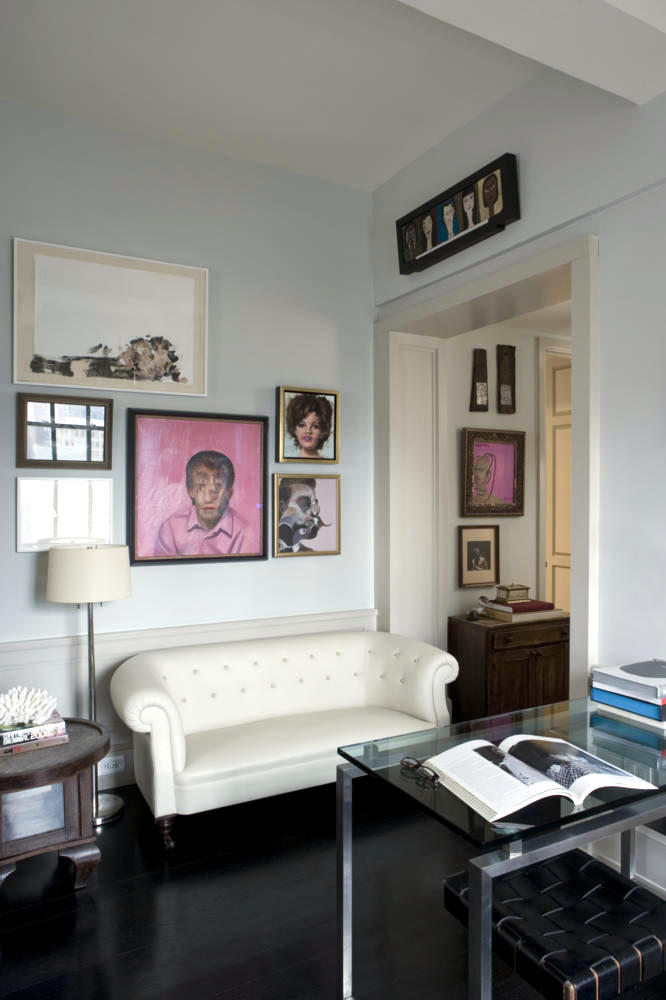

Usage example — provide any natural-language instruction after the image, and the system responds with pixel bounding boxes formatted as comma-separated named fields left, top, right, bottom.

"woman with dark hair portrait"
left=461, top=185, right=480, bottom=230
left=420, top=211, right=437, bottom=253
left=438, top=199, right=459, bottom=243
left=286, top=393, right=334, bottom=460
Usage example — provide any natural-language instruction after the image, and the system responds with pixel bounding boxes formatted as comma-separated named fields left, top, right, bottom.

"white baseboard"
left=0, top=608, right=378, bottom=788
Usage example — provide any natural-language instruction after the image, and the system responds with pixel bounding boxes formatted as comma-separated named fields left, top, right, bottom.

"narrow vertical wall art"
left=469, top=349, right=488, bottom=412
left=497, top=344, right=516, bottom=414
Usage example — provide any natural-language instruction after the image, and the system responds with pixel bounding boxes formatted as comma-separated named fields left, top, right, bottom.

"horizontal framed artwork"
left=276, top=386, right=339, bottom=462
left=14, top=239, right=207, bottom=395
left=461, top=427, right=525, bottom=517
left=458, top=524, right=500, bottom=588
left=273, top=473, right=340, bottom=557
left=16, top=392, right=113, bottom=470
left=128, top=409, right=268, bottom=565
left=396, top=153, right=520, bottom=275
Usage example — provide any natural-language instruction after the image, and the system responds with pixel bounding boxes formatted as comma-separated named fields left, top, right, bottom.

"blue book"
left=590, top=712, right=666, bottom=751
left=591, top=686, right=666, bottom=721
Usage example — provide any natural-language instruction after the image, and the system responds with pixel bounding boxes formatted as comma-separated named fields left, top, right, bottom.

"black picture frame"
left=127, top=408, right=268, bottom=565
left=16, top=392, right=113, bottom=470
left=396, top=153, right=520, bottom=275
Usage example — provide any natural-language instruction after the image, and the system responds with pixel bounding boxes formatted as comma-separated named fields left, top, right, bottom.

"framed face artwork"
left=276, top=387, right=339, bottom=462
left=461, top=428, right=525, bottom=516
left=16, top=393, right=113, bottom=470
left=128, top=409, right=268, bottom=564
left=14, top=239, right=207, bottom=396
left=458, top=525, right=500, bottom=588
left=273, top=473, right=340, bottom=557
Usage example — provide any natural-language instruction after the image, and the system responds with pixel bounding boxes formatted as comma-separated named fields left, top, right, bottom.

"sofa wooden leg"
left=156, top=815, right=176, bottom=851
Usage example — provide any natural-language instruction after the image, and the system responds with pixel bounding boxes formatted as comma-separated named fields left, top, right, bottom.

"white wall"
left=369, top=65, right=666, bottom=668
left=0, top=101, right=375, bottom=644
left=446, top=325, right=540, bottom=617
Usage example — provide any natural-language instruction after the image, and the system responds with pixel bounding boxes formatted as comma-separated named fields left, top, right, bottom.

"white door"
left=544, top=351, right=572, bottom=611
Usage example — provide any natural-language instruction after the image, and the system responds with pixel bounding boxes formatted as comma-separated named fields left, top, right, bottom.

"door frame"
left=374, top=235, right=599, bottom=699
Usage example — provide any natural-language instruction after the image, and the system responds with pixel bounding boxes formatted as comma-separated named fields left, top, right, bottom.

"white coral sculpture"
left=0, top=686, right=57, bottom=728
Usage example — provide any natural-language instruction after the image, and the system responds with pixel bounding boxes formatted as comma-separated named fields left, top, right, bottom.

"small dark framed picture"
left=458, top=525, right=500, bottom=588
left=461, top=427, right=525, bottom=517
left=16, top=392, right=113, bottom=469
left=273, top=473, right=340, bottom=557
left=128, top=409, right=268, bottom=565
left=276, top=386, right=339, bottom=463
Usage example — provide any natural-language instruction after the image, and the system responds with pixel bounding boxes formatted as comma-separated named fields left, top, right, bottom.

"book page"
left=499, top=735, right=655, bottom=802
left=425, top=739, right=560, bottom=819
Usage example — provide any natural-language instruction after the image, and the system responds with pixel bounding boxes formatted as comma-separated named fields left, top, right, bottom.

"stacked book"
left=0, top=710, right=68, bottom=756
left=590, top=710, right=666, bottom=777
left=590, top=660, right=666, bottom=732
left=478, top=595, right=568, bottom=624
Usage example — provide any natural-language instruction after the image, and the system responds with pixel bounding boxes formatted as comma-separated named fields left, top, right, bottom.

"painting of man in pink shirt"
left=156, top=450, right=249, bottom=556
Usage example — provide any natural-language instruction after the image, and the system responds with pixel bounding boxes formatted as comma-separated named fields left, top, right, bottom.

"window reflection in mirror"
left=17, top=394, right=112, bottom=469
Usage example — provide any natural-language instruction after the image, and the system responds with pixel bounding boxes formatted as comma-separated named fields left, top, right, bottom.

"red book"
left=495, top=599, right=555, bottom=612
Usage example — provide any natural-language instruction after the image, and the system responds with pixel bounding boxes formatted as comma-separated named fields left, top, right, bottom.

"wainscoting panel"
left=0, top=608, right=378, bottom=788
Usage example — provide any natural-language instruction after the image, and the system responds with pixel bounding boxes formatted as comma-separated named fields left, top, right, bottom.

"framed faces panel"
left=14, top=239, right=207, bottom=395
left=273, top=473, right=340, bottom=556
left=461, top=427, right=525, bottom=516
left=276, top=386, right=339, bottom=463
left=396, top=153, right=520, bottom=274
left=17, top=393, right=113, bottom=470
left=128, top=409, right=268, bottom=564
left=458, top=525, right=500, bottom=588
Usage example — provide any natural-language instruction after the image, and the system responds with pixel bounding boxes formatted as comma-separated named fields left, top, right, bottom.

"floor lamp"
left=47, top=543, right=132, bottom=826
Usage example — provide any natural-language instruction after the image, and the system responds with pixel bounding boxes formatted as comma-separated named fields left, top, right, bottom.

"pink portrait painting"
left=132, top=412, right=266, bottom=561
left=472, top=439, right=516, bottom=504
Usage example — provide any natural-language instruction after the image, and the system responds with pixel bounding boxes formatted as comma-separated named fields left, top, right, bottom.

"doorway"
left=373, top=236, right=599, bottom=699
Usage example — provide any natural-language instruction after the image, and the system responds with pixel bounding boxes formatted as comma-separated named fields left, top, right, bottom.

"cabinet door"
left=488, top=648, right=533, bottom=714
left=532, top=642, right=569, bottom=707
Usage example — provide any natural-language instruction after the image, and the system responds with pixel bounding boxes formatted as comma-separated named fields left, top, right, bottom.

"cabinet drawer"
left=492, top=623, right=570, bottom=650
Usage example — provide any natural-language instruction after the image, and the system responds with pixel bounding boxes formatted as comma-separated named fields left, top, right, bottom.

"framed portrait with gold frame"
left=273, top=473, right=340, bottom=557
left=276, top=386, right=339, bottom=463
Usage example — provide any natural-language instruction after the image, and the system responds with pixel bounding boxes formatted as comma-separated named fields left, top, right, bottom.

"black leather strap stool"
left=444, top=849, right=666, bottom=1000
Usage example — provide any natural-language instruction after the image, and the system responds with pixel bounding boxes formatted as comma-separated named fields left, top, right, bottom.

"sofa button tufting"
left=413, top=657, right=419, bottom=664
left=223, top=665, right=230, bottom=671
left=211, top=692, right=217, bottom=698
left=353, top=672, right=359, bottom=677
left=181, top=697, right=187, bottom=703
left=298, top=678, right=304, bottom=684
left=309, top=654, right=315, bottom=659
left=193, top=668, right=199, bottom=674
left=241, top=687, right=246, bottom=693
left=271, top=682, right=276, bottom=688
left=336, top=651, right=341, bottom=656
left=379, top=673, right=385, bottom=679
left=282, top=657, right=288, bottom=663
left=325, top=675, right=331, bottom=680
left=367, top=649, right=373, bottom=654
left=162, top=675, right=167, bottom=680
left=393, top=650, right=401, bottom=657
left=400, top=677, right=406, bottom=684
left=253, top=661, right=259, bottom=666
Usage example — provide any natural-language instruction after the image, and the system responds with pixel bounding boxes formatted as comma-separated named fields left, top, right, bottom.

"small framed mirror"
left=16, top=393, right=113, bottom=470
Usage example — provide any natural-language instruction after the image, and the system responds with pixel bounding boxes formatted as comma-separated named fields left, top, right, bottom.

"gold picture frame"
left=276, top=386, right=339, bottom=463
left=273, top=473, right=340, bottom=557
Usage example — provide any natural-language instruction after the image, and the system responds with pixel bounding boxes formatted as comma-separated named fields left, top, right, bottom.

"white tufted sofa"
left=110, top=629, right=458, bottom=846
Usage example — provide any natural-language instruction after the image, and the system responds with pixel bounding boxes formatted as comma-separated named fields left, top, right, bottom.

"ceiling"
left=1, top=0, right=666, bottom=191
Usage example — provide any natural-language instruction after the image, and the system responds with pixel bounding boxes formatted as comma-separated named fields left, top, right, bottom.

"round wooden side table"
left=0, top=718, right=110, bottom=889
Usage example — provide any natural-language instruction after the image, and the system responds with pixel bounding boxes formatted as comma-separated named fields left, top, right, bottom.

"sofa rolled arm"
left=110, top=669, right=187, bottom=774
left=365, top=634, right=459, bottom=727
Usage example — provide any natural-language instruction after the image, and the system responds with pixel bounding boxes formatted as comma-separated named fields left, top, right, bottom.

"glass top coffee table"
left=336, top=698, right=666, bottom=1000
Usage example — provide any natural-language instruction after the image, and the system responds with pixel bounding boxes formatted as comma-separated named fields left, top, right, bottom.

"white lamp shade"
left=47, top=544, right=131, bottom=604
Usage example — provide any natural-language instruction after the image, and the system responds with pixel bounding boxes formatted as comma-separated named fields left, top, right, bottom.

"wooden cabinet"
left=447, top=615, right=570, bottom=722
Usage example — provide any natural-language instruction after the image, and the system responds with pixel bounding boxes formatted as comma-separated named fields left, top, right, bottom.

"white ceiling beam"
left=399, top=0, right=666, bottom=104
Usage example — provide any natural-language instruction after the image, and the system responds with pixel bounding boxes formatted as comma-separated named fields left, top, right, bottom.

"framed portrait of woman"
left=276, top=386, right=339, bottom=463
left=461, top=427, right=525, bottom=517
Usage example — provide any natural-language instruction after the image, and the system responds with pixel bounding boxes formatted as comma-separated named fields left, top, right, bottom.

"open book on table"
left=424, top=735, right=655, bottom=822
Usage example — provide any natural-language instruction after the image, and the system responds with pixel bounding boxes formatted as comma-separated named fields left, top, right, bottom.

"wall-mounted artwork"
left=273, top=473, right=340, bottom=556
left=469, top=349, right=488, bottom=412
left=461, top=427, right=525, bottom=516
left=276, top=387, right=339, bottom=462
left=14, top=239, right=207, bottom=395
left=16, top=477, right=112, bottom=552
left=458, top=524, right=500, bottom=588
left=396, top=153, right=520, bottom=275
left=128, top=409, right=268, bottom=565
left=16, top=393, right=113, bottom=470
left=497, top=344, right=516, bottom=414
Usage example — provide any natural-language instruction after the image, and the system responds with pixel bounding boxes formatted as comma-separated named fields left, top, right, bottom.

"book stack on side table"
left=0, top=710, right=68, bottom=755
left=477, top=593, right=568, bottom=624
left=591, top=660, right=666, bottom=731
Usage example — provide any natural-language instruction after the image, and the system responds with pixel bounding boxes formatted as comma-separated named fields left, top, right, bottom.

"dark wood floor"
left=2, top=778, right=665, bottom=1000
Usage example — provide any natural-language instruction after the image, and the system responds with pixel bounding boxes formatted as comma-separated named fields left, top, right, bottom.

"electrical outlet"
left=99, top=752, right=125, bottom=774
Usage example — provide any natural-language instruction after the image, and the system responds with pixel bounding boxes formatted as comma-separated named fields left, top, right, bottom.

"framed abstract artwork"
left=14, top=239, right=207, bottom=395
left=273, top=473, right=340, bottom=557
left=458, top=524, right=500, bottom=588
left=396, top=153, right=520, bottom=274
left=461, top=427, right=525, bottom=516
left=276, top=386, right=339, bottom=462
left=16, top=392, right=113, bottom=470
left=127, top=409, right=268, bottom=564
